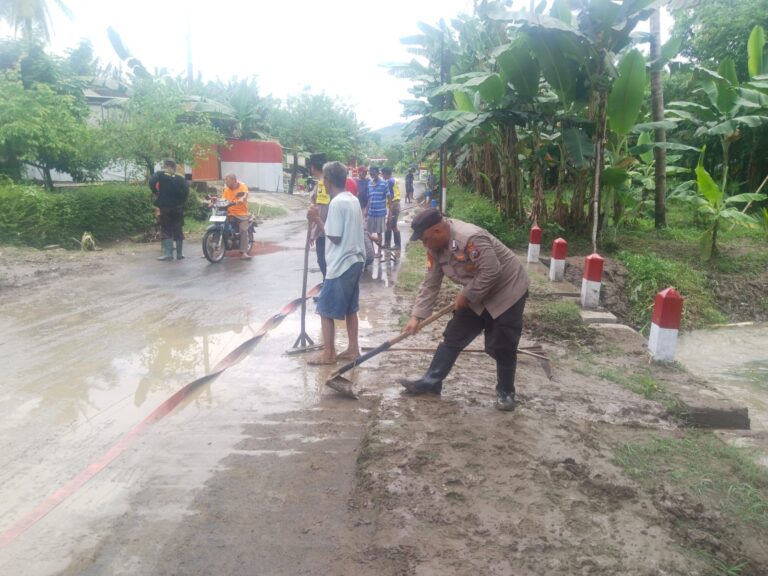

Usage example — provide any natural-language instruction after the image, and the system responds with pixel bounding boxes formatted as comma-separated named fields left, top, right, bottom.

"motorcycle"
left=202, top=192, right=255, bottom=263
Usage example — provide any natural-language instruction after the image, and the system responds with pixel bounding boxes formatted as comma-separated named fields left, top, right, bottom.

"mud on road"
left=2, top=206, right=767, bottom=575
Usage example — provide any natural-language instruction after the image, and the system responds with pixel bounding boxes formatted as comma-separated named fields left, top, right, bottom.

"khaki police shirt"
left=412, top=219, right=529, bottom=320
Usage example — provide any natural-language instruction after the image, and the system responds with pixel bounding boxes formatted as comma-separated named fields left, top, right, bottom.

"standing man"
left=356, top=166, right=370, bottom=213
left=309, top=153, right=329, bottom=279
left=149, top=159, right=189, bottom=261
left=381, top=166, right=401, bottom=259
left=306, top=161, right=366, bottom=365
left=405, top=167, right=415, bottom=204
left=366, top=166, right=388, bottom=258
left=398, top=208, right=529, bottom=411
left=222, top=173, right=252, bottom=260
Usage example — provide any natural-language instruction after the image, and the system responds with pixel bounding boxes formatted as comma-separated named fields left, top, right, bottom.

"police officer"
left=149, top=159, right=189, bottom=261
left=398, top=208, right=529, bottom=411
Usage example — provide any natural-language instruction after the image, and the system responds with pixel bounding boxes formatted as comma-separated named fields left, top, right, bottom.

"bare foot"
left=307, top=354, right=337, bottom=366
left=336, top=349, right=360, bottom=361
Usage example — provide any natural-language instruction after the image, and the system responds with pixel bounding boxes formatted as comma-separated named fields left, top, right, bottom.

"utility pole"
left=439, top=19, right=447, bottom=214
left=186, top=14, right=193, bottom=88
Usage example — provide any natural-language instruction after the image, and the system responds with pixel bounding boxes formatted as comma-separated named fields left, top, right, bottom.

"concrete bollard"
left=527, top=225, right=542, bottom=263
left=549, top=238, right=567, bottom=282
left=580, top=253, right=604, bottom=309
left=648, top=287, right=684, bottom=362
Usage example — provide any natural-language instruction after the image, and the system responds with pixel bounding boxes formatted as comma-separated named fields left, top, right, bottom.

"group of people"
left=309, top=154, right=406, bottom=278
left=152, top=156, right=530, bottom=412
left=307, top=157, right=530, bottom=412
left=150, top=160, right=253, bottom=261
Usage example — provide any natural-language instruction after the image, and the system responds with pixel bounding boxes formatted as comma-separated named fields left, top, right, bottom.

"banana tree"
left=694, top=146, right=765, bottom=259
left=487, top=0, right=658, bottom=250
left=667, top=27, right=768, bottom=194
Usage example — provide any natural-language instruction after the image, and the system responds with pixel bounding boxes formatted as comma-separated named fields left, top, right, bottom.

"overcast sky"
left=6, top=0, right=671, bottom=130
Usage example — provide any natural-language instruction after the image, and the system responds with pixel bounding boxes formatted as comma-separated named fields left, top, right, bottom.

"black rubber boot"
left=175, top=239, right=184, bottom=260
left=157, top=239, right=173, bottom=261
left=398, top=344, right=461, bottom=395
left=495, top=357, right=517, bottom=411
left=384, top=230, right=392, bottom=249
left=393, top=229, right=401, bottom=250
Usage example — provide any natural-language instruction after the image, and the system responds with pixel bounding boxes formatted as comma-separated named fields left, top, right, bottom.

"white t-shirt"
left=324, top=191, right=365, bottom=279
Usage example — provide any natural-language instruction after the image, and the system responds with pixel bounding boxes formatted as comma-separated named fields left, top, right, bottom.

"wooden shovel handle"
left=330, top=302, right=455, bottom=378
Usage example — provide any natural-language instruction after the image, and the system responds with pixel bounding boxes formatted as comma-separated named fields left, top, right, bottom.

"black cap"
left=410, top=208, right=443, bottom=241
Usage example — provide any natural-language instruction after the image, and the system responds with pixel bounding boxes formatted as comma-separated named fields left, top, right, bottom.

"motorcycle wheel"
left=202, top=229, right=226, bottom=263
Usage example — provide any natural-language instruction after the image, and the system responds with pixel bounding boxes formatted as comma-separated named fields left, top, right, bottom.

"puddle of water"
left=677, top=325, right=768, bottom=431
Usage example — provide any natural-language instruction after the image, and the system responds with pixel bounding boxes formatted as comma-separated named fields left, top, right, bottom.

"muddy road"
left=0, top=201, right=403, bottom=575
left=1, top=196, right=766, bottom=575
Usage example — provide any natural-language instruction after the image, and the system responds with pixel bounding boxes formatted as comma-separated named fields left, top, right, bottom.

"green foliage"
left=607, top=49, right=647, bottom=137
left=618, top=250, right=725, bottom=331
left=0, top=42, right=109, bottom=188
left=398, top=242, right=428, bottom=293
left=446, top=188, right=526, bottom=247
left=104, top=78, right=224, bottom=176
left=671, top=0, right=768, bottom=81
left=0, top=183, right=157, bottom=247
left=267, top=92, right=365, bottom=161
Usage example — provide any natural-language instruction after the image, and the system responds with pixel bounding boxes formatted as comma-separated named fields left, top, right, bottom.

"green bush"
left=618, top=251, right=726, bottom=331
left=0, top=183, right=162, bottom=247
left=446, top=188, right=527, bottom=248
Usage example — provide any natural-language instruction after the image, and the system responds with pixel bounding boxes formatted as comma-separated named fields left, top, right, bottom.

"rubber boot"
left=157, top=239, right=173, bottom=261
left=175, top=239, right=184, bottom=260
left=495, top=356, right=517, bottom=411
left=398, top=344, right=461, bottom=395
left=384, top=230, right=392, bottom=250
left=393, top=230, right=401, bottom=260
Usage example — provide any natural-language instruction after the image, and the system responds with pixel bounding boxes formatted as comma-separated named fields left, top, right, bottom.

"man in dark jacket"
left=149, top=159, right=189, bottom=261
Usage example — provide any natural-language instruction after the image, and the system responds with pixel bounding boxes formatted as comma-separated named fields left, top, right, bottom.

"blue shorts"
left=316, top=262, right=363, bottom=320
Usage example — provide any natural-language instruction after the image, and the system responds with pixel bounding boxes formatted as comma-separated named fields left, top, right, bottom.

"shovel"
left=326, top=303, right=455, bottom=398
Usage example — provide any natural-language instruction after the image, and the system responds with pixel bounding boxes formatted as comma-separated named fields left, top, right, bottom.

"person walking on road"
left=366, top=166, right=389, bottom=259
left=306, top=161, right=366, bottom=365
left=405, top=167, right=415, bottom=204
left=381, top=166, right=401, bottom=259
left=397, top=208, right=529, bottom=411
left=149, top=159, right=189, bottom=261
left=222, top=173, right=252, bottom=260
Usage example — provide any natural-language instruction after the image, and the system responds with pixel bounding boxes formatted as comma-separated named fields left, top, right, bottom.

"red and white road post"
left=580, top=253, right=604, bottom=309
left=527, top=224, right=542, bottom=263
left=549, top=238, right=567, bottom=282
left=648, top=287, right=684, bottom=362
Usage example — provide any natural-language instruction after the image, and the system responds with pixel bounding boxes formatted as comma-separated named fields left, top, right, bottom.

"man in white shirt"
left=306, top=161, right=366, bottom=365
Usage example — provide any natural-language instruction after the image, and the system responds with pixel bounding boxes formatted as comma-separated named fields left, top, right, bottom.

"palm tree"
left=0, top=0, right=72, bottom=43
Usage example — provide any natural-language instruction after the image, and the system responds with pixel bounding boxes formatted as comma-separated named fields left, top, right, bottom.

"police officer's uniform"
left=401, top=212, right=529, bottom=409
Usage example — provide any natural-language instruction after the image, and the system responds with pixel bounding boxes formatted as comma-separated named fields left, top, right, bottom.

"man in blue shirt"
left=366, top=166, right=390, bottom=259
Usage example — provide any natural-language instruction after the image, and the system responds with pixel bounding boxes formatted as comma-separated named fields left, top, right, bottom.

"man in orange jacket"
left=222, top=173, right=252, bottom=260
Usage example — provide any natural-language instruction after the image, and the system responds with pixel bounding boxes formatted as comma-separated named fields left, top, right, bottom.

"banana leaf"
left=748, top=25, right=766, bottom=80
left=607, top=49, right=647, bottom=136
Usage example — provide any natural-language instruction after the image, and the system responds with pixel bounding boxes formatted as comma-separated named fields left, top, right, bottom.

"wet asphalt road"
left=0, top=206, right=406, bottom=575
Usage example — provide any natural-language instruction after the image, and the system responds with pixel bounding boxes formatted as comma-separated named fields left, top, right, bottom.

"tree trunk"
left=43, top=166, right=54, bottom=191
left=289, top=152, right=298, bottom=194
left=650, top=8, right=667, bottom=229
left=530, top=158, right=547, bottom=225
left=506, top=124, right=521, bottom=221
left=569, top=169, right=589, bottom=231
left=592, top=82, right=608, bottom=253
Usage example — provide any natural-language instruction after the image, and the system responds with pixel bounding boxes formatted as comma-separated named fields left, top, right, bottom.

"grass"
left=398, top=242, right=427, bottom=292
left=615, top=433, right=768, bottom=528
left=618, top=250, right=726, bottom=332
left=525, top=300, right=593, bottom=342
left=596, top=367, right=682, bottom=413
